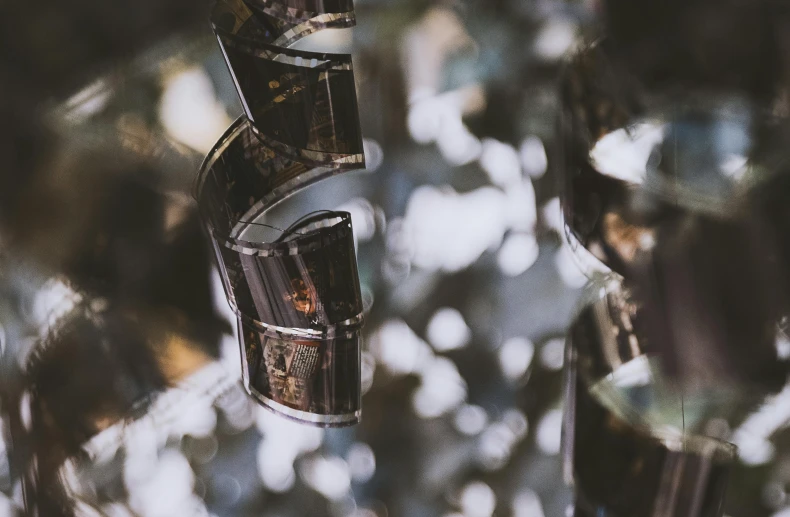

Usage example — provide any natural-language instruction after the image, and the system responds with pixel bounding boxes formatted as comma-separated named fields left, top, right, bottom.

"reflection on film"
left=241, top=321, right=361, bottom=426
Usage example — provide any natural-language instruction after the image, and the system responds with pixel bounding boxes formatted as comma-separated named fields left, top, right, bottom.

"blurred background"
left=3, top=0, right=789, bottom=516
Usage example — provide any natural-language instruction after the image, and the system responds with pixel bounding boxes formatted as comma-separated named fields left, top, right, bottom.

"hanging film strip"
left=558, top=40, right=790, bottom=507
left=195, top=0, right=366, bottom=427
left=554, top=40, right=786, bottom=517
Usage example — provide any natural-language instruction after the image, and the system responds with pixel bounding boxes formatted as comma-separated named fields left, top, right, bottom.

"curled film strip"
left=195, top=0, right=366, bottom=426
left=554, top=41, right=790, bottom=516
left=559, top=61, right=790, bottom=512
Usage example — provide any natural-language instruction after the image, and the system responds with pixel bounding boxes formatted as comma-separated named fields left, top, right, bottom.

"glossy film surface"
left=195, top=0, right=365, bottom=426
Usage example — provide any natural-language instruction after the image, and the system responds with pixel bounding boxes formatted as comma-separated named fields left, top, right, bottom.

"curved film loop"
left=196, top=0, right=366, bottom=426
left=564, top=282, right=737, bottom=517
left=559, top=40, right=790, bottom=515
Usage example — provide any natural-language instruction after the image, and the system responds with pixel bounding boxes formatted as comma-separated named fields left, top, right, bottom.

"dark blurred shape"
left=62, top=175, right=229, bottom=357
left=565, top=282, right=736, bottom=517
left=27, top=307, right=166, bottom=467
left=601, top=0, right=790, bottom=103
left=12, top=173, right=231, bottom=515
left=0, top=0, right=207, bottom=101
left=0, top=0, right=208, bottom=250
left=12, top=304, right=170, bottom=516
left=0, top=62, right=227, bottom=517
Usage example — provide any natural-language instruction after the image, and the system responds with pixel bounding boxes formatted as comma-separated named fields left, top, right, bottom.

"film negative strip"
left=196, top=0, right=365, bottom=426
left=211, top=0, right=364, bottom=162
left=564, top=281, right=736, bottom=517
left=240, top=318, right=361, bottom=425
